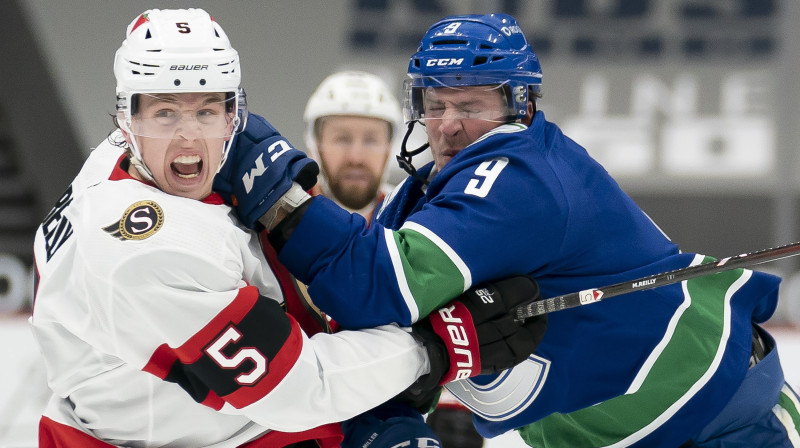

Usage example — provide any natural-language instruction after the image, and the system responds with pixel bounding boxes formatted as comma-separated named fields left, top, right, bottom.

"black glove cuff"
left=394, top=322, right=449, bottom=413
left=294, top=160, right=320, bottom=191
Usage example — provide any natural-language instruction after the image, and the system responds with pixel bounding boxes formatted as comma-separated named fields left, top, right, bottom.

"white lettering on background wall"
left=560, top=71, right=775, bottom=177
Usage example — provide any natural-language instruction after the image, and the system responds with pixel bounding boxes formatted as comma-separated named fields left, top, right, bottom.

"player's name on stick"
left=514, top=240, right=800, bottom=322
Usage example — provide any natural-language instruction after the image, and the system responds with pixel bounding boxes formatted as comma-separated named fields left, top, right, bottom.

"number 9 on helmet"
left=403, top=13, right=542, bottom=125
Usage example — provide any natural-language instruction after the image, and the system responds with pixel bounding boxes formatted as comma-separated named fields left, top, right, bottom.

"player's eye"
left=152, top=109, right=180, bottom=124
left=196, top=108, right=221, bottom=124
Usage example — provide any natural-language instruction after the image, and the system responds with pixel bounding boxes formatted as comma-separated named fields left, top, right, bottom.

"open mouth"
left=171, top=155, right=203, bottom=179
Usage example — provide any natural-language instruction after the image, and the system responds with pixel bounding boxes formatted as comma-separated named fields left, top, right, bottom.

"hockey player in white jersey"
left=29, top=9, right=547, bottom=447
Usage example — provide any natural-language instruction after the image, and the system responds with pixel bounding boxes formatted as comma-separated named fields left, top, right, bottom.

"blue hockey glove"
left=214, top=113, right=318, bottom=230
left=342, top=401, right=441, bottom=448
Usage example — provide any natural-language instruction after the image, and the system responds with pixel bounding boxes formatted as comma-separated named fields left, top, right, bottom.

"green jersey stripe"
left=625, top=271, right=693, bottom=395
left=520, top=260, right=749, bottom=447
left=775, top=385, right=800, bottom=445
left=388, top=224, right=469, bottom=319
left=473, top=122, right=527, bottom=145
left=401, top=221, right=472, bottom=291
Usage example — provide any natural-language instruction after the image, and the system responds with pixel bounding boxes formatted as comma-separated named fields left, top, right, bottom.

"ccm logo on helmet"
left=437, top=305, right=474, bottom=380
left=170, top=64, right=209, bottom=71
left=425, top=58, right=464, bottom=67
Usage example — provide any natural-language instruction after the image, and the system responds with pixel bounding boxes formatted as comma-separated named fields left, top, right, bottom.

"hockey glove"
left=426, top=390, right=484, bottom=448
left=399, top=275, right=547, bottom=411
left=341, top=401, right=441, bottom=448
left=213, top=113, right=319, bottom=230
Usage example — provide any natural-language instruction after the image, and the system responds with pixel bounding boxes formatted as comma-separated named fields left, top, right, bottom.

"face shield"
left=120, top=92, right=241, bottom=139
left=403, top=75, right=527, bottom=125
left=115, top=88, right=247, bottom=181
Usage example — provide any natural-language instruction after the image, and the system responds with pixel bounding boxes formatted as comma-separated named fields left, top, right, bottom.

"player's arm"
left=102, top=245, right=420, bottom=431
left=218, top=114, right=562, bottom=329
left=103, top=247, right=544, bottom=431
left=270, top=157, right=561, bottom=329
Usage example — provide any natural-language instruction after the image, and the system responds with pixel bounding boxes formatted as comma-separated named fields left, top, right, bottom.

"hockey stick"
left=513, top=241, right=800, bottom=322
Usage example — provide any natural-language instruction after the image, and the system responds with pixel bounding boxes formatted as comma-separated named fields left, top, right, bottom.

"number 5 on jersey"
left=205, top=325, right=268, bottom=385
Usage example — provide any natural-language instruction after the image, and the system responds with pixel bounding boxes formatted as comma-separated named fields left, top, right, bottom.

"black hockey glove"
left=399, top=275, right=547, bottom=411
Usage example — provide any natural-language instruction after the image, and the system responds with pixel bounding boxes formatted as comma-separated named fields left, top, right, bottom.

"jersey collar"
left=109, top=154, right=226, bottom=205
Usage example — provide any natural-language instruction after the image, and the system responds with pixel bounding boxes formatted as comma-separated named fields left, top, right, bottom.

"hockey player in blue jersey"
left=217, top=13, right=800, bottom=448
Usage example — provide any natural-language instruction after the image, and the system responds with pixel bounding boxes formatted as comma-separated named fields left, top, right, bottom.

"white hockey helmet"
left=114, top=8, right=247, bottom=177
left=303, top=70, right=402, bottom=159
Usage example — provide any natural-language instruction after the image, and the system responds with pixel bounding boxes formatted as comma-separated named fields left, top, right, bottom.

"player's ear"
left=522, top=101, right=535, bottom=126
left=115, top=112, right=135, bottom=146
left=120, top=128, right=134, bottom=146
left=226, top=118, right=234, bottom=142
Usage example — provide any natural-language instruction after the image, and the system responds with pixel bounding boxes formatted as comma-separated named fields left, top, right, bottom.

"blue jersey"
left=277, top=111, right=787, bottom=445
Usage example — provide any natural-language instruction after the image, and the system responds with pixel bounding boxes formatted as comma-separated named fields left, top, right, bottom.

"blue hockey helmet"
left=403, top=13, right=542, bottom=123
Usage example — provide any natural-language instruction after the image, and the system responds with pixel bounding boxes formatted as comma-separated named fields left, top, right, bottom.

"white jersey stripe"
left=604, top=268, right=750, bottom=447
left=625, top=254, right=704, bottom=395
left=384, top=227, right=420, bottom=323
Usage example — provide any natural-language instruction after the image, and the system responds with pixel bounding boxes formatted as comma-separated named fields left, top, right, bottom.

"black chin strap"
left=397, top=121, right=431, bottom=186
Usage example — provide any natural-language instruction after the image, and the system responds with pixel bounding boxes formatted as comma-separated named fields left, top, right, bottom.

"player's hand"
left=400, top=275, right=547, bottom=410
left=427, top=392, right=484, bottom=448
left=341, top=401, right=441, bottom=448
left=213, top=113, right=318, bottom=230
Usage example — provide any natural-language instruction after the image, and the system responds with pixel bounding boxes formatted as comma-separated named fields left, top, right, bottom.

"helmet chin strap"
left=127, top=138, right=171, bottom=194
left=118, top=120, right=157, bottom=183
left=129, top=155, right=156, bottom=182
left=396, top=115, right=520, bottom=187
left=396, top=121, right=431, bottom=186
left=215, top=114, right=242, bottom=174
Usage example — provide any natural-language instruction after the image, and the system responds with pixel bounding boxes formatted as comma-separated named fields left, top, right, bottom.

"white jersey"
left=30, top=133, right=429, bottom=447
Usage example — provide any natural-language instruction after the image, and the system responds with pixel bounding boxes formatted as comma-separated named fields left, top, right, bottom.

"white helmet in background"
left=114, top=8, right=247, bottom=179
left=303, top=70, right=402, bottom=160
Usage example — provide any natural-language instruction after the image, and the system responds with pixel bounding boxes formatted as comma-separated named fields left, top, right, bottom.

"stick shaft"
left=514, top=241, right=800, bottom=321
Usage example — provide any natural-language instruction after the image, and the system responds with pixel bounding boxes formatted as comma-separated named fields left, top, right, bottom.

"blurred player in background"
left=302, top=69, right=484, bottom=446
left=218, top=12, right=800, bottom=447
left=29, top=8, right=545, bottom=447
left=303, top=70, right=400, bottom=224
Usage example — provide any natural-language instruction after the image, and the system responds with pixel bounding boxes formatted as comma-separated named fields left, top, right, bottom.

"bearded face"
left=315, top=116, right=392, bottom=210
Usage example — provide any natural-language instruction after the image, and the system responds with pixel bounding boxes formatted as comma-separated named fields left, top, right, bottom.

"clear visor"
left=123, top=92, right=240, bottom=139
left=403, top=77, right=516, bottom=124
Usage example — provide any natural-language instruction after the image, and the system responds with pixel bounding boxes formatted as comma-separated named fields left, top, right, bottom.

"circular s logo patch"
left=119, top=201, right=164, bottom=240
